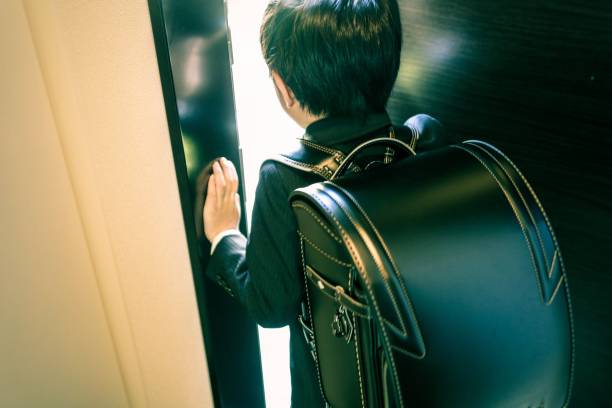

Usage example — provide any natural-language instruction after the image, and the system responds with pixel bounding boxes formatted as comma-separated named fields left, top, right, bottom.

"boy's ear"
left=271, top=70, right=296, bottom=109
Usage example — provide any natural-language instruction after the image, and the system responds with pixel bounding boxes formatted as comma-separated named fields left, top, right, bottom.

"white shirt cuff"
left=210, top=229, right=242, bottom=255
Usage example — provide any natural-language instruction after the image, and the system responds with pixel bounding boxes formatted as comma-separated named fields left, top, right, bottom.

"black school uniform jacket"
left=206, top=111, right=393, bottom=407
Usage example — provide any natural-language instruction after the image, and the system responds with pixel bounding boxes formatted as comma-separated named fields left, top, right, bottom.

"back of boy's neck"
left=294, top=109, right=326, bottom=129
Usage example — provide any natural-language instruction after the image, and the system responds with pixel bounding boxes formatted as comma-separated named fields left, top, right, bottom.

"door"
left=148, top=1, right=266, bottom=406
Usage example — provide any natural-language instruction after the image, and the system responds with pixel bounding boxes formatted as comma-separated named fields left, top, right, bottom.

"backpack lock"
left=332, top=287, right=354, bottom=343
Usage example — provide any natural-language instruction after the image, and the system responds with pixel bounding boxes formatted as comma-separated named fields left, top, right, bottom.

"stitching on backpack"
left=349, top=306, right=371, bottom=320
left=273, top=156, right=333, bottom=180
left=301, top=139, right=346, bottom=160
left=464, top=141, right=575, bottom=404
left=467, top=142, right=568, bottom=282
left=304, top=264, right=371, bottom=319
left=453, top=145, right=545, bottom=302
left=300, top=236, right=332, bottom=406
left=352, top=314, right=366, bottom=408
left=292, top=203, right=343, bottom=243
left=458, top=144, right=577, bottom=405
left=467, top=142, right=552, bottom=280
left=276, top=155, right=316, bottom=170
left=456, top=145, right=575, bottom=405
left=298, top=231, right=352, bottom=267
left=560, top=260, right=575, bottom=406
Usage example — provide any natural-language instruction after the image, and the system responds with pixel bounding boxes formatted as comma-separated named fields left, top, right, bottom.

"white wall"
left=0, top=1, right=213, bottom=406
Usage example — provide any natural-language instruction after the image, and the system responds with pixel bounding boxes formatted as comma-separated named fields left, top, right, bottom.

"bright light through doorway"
left=226, top=1, right=303, bottom=407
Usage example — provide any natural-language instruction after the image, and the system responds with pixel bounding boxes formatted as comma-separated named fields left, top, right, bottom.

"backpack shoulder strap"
left=265, top=125, right=417, bottom=180
left=265, top=138, right=346, bottom=180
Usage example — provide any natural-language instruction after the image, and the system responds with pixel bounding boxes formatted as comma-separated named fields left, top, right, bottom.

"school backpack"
left=272, top=114, right=574, bottom=407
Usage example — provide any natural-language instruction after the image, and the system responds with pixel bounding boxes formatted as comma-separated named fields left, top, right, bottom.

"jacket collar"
left=302, top=111, right=392, bottom=147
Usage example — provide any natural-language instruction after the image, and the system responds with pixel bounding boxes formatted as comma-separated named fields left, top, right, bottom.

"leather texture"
left=287, top=132, right=574, bottom=406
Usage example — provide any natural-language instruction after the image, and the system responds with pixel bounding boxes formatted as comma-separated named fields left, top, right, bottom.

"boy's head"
left=260, top=0, right=402, bottom=120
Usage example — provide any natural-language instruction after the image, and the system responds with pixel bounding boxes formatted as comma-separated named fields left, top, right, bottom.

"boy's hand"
left=203, top=158, right=241, bottom=242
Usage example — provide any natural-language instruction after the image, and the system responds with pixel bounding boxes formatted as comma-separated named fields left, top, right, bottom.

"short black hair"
left=260, top=0, right=402, bottom=118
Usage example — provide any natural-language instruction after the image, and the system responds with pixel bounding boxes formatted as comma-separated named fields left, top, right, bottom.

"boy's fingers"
left=205, top=175, right=217, bottom=213
left=224, top=158, right=239, bottom=195
left=229, top=160, right=239, bottom=194
left=221, top=158, right=239, bottom=197
left=212, top=161, right=225, bottom=205
left=207, top=175, right=216, bottom=199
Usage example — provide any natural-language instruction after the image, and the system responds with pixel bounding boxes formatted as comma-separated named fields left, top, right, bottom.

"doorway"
left=226, top=1, right=301, bottom=407
left=149, top=0, right=299, bottom=405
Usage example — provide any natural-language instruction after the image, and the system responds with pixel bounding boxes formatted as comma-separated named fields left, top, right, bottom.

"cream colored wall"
left=1, top=0, right=213, bottom=406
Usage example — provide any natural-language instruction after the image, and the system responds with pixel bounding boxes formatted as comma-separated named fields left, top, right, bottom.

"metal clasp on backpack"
left=384, top=126, right=396, bottom=164
left=331, top=304, right=354, bottom=344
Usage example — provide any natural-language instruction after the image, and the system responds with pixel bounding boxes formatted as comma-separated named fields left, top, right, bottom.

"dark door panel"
left=386, top=1, right=611, bottom=405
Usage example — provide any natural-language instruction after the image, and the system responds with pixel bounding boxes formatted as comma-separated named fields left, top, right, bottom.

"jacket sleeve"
left=205, top=161, right=303, bottom=328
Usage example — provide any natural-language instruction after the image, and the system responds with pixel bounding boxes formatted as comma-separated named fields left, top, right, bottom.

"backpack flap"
left=290, top=141, right=574, bottom=407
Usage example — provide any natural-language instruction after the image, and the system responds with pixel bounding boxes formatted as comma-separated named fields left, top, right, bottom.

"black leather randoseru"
left=279, top=114, right=574, bottom=407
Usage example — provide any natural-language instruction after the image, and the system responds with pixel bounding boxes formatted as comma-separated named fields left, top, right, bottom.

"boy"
left=203, top=0, right=402, bottom=405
